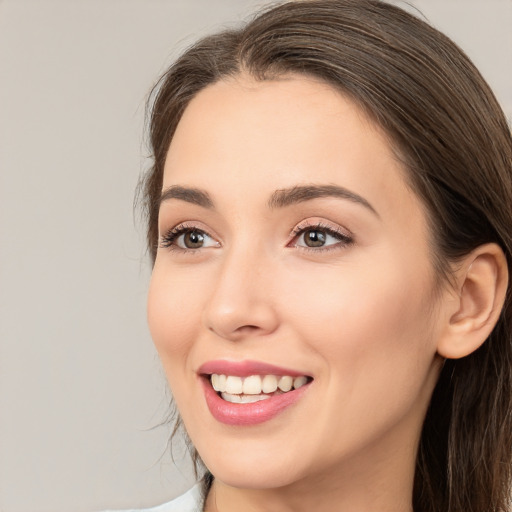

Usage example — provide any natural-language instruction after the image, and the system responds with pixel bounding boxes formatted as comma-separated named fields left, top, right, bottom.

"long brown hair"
left=140, top=1, right=512, bottom=510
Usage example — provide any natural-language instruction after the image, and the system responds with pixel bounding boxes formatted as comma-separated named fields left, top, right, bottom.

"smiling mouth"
left=207, top=373, right=313, bottom=404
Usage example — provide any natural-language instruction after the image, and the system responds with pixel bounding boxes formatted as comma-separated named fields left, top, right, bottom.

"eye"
left=160, top=224, right=220, bottom=251
left=179, top=230, right=207, bottom=249
left=291, top=223, right=353, bottom=251
left=298, top=229, right=330, bottom=248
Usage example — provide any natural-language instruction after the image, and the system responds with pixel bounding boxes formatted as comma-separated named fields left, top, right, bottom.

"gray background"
left=0, top=1, right=510, bottom=511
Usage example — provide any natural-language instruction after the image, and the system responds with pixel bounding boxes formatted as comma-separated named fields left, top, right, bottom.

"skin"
left=147, top=75, right=455, bottom=511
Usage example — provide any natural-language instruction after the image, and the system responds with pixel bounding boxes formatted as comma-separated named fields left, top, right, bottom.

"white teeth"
left=242, top=375, right=262, bottom=395
left=293, top=376, right=308, bottom=389
left=210, top=373, right=310, bottom=398
left=221, top=392, right=272, bottom=404
left=278, top=376, right=293, bottom=392
left=221, top=392, right=241, bottom=403
left=261, top=375, right=278, bottom=393
left=225, top=375, right=243, bottom=394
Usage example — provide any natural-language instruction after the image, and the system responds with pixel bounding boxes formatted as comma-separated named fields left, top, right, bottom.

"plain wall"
left=0, top=1, right=510, bottom=511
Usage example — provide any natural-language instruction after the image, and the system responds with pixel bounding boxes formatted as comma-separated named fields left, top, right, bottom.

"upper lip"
left=198, top=359, right=311, bottom=378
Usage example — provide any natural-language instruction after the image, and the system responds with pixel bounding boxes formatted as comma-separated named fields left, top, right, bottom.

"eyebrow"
left=268, top=184, right=379, bottom=216
left=160, top=185, right=214, bottom=209
left=159, top=183, right=378, bottom=217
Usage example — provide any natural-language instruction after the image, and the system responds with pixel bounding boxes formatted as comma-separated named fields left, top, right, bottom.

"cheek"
left=281, top=251, right=437, bottom=388
left=147, top=263, right=210, bottom=425
left=275, top=253, right=439, bottom=465
left=147, top=261, right=205, bottom=365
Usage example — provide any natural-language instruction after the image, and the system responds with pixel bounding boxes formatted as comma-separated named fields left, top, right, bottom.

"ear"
left=437, top=243, right=508, bottom=359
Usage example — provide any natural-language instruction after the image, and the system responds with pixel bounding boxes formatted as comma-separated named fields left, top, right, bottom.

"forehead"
left=166, top=75, right=379, bottom=167
left=164, top=75, right=418, bottom=219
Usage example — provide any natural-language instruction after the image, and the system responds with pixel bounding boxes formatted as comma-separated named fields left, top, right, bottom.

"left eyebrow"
left=268, top=184, right=379, bottom=217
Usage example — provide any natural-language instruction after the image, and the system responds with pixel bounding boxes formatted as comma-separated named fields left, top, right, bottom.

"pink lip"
left=198, top=360, right=312, bottom=426
left=198, top=359, right=308, bottom=377
left=201, top=377, right=311, bottom=426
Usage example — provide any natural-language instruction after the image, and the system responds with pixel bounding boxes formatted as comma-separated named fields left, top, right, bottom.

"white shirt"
left=102, top=485, right=202, bottom=512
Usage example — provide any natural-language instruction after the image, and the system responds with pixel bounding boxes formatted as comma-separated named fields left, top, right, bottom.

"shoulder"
left=101, top=484, right=202, bottom=512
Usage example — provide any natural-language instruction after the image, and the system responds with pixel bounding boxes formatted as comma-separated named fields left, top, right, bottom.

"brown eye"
left=293, top=224, right=353, bottom=251
left=160, top=225, right=220, bottom=251
left=183, top=230, right=205, bottom=249
left=303, top=229, right=327, bottom=247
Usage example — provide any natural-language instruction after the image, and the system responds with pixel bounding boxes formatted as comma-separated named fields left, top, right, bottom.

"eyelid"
left=290, top=218, right=352, bottom=238
left=288, top=219, right=354, bottom=251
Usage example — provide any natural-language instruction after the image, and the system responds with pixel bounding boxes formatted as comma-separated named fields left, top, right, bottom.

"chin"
left=205, top=458, right=306, bottom=490
left=193, top=435, right=311, bottom=490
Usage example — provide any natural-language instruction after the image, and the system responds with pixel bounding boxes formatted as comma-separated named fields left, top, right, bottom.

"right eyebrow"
left=159, top=185, right=214, bottom=209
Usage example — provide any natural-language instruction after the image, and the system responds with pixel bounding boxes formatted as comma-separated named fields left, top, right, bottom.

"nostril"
left=235, top=325, right=260, bottom=332
left=207, top=322, right=274, bottom=341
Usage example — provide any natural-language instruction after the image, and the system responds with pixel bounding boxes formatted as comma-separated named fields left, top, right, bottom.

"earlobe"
left=437, top=243, right=508, bottom=359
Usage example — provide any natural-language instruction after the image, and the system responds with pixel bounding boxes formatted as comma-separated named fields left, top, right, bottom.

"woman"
left=133, top=0, right=512, bottom=510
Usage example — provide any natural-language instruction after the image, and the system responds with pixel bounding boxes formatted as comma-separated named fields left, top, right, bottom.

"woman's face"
left=148, top=76, right=447, bottom=491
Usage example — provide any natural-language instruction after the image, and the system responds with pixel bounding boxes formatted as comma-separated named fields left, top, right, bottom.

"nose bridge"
left=202, top=237, right=278, bottom=340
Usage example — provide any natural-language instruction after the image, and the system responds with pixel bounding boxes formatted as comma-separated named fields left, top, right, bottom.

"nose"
left=202, top=247, right=279, bottom=342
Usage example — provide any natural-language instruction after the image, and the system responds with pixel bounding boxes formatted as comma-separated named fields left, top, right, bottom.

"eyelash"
left=290, top=222, right=354, bottom=252
left=159, top=222, right=209, bottom=252
left=159, top=222, right=354, bottom=253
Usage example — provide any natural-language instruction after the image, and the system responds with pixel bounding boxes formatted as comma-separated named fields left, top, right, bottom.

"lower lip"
left=201, top=378, right=310, bottom=426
